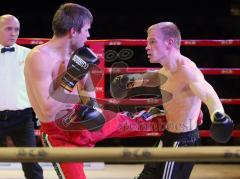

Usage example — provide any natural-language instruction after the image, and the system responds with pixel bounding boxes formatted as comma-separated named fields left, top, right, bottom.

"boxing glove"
left=61, top=103, right=105, bottom=132
left=79, top=105, right=105, bottom=131
left=110, top=74, right=143, bottom=99
left=210, top=111, right=234, bottom=143
left=60, top=47, right=99, bottom=92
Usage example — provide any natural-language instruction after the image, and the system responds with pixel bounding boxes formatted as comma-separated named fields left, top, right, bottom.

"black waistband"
left=163, top=128, right=199, bottom=138
left=0, top=108, right=32, bottom=120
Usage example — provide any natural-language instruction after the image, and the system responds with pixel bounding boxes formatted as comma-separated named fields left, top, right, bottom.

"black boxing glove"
left=60, top=47, right=99, bottom=92
left=210, top=111, right=234, bottom=143
left=79, top=105, right=105, bottom=131
left=110, top=74, right=143, bottom=99
left=62, top=102, right=105, bottom=132
left=79, top=97, right=105, bottom=131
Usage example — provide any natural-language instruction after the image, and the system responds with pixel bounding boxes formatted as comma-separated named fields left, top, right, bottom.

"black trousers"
left=0, top=108, right=43, bottom=179
left=136, top=128, right=200, bottom=179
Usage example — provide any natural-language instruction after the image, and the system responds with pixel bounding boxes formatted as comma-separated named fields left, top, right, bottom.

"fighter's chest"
left=52, top=60, right=68, bottom=79
left=160, top=73, right=187, bottom=95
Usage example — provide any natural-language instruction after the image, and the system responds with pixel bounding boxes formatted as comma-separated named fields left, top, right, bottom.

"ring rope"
left=17, top=38, right=240, bottom=46
left=105, top=68, right=240, bottom=75
left=0, top=146, right=240, bottom=162
left=0, top=147, right=239, bottom=163
left=102, top=98, right=240, bottom=105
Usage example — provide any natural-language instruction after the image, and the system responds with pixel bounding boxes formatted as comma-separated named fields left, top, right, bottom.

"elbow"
left=40, top=104, right=57, bottom=119
left=44, top=108, right=54, bottom=118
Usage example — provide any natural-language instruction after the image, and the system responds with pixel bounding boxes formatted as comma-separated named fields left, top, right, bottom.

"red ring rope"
left=104, top=67, right=240, bottom=75
left=17, top=38, right=240, bottom=46
left=102, top=98, right=240, bottom=105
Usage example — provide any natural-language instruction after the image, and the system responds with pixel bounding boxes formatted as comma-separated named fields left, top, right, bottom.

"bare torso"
left=25, top=42, right=78, bottom=123
left=159, top=58, right=202, bottom=133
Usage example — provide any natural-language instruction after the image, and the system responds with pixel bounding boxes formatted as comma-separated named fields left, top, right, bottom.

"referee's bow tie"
left=1, top=47, right=15, bottom=53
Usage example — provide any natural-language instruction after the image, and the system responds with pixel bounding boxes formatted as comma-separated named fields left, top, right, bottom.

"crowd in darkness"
left=1, top=0, right=240, bottom=146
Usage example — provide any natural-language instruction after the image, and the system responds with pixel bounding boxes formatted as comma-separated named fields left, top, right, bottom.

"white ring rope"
left=0, top=147, right=239, bottom=162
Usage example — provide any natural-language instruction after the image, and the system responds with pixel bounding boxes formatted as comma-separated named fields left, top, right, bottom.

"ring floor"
left=0, top=163, right=240, bottom=179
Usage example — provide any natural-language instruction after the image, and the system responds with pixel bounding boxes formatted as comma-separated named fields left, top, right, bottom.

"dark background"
left=1, top=0, right=240, bottom=39
left=2, top=0, right=240, bottom=146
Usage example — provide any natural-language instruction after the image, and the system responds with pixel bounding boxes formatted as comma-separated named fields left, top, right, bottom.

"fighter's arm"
left=77, top=74, right=97, bottom=106
left=25, top=50, right=67, bottom=118
left=110, top=70, right=165, bottom=99
left=113, top=70, right=162, bottom=88
left=184, top=65, right=233, bottom=143
left=185, top=66, right=224, bottom=119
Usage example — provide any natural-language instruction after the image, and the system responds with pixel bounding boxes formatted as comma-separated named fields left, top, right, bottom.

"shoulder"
left=25, top=45, right=52, bottom=70
left=178, top=59, right=204, bottom=82
left=27, top=44, right=50, bottom=60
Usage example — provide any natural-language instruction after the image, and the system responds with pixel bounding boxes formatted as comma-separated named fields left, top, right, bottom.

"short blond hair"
left=147, top=22, right=181, bottom=49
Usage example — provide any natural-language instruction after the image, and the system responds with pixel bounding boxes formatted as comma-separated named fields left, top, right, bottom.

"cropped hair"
left=52, top=3, right=93, bottom=37
left=148, top=22, right=181, bottom=49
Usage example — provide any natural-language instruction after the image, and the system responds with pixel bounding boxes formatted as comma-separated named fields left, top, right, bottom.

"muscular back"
left=160, top=59, right=202, bottom=132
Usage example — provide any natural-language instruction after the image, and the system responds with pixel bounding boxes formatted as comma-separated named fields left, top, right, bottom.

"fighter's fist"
left=210, top=111, right=234, bottom=143
left=110, top=74, right=143, bottom=99
left=60, top=47, right=99, bottom=92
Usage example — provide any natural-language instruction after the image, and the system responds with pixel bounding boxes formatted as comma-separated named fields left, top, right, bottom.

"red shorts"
left=40, top=108, right=166, bottom=179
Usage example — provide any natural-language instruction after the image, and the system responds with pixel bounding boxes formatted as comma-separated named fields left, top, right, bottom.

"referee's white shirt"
left=0, top=44, right=31, bottom=111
